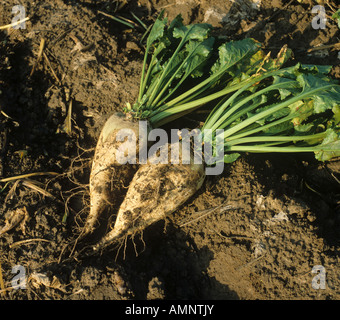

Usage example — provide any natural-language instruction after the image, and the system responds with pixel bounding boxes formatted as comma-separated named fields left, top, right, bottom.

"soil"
left=0, top=0, right=339, bottom=300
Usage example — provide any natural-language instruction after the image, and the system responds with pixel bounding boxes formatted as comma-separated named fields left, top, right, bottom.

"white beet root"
left=84, top=112, right=143, bottom=237
left=93, top=141, right=206, bottom=251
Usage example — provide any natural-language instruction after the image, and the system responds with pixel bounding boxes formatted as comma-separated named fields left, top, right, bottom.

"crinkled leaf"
left=301, top=64, right=333, bottom=75
left=211, top=38, right=261, bottom=75
left=313, top=87, right=340, bottom=113
left=288, top=100, right=305, bottom=115
left=273, top=75, right=301, bottom=99
left=153, top=15, right=184, bottom=56
left=160, top=50, right=187, bottom=79
left=225, top=50, right=265, bottom=87
left=168, top=14, right=184, bottom=32
left=297, top=73, right=340, bottom=113
left=294, top=123, right=314, bottom=133
left=147, top=15, right=167, bottom=48
left=297, top=72, right=337, bottom=91
left=226, top=50, right=263, bottom=82
left=332, top=105, right=340, bottom=124
left=223, top=153, right=241, bottom=163
left=184, top=38, right=213, bottom=60
left=290, top=100, right=314, bottom=126
left=262, top=120, right=293, bottom=135
left=229, top=45, right=292, bottom=82
left=173, top=23, right=212, bottom=42
left=183, top=37, right=215, bottom=78
left=315, top=129, right=340, bottom=161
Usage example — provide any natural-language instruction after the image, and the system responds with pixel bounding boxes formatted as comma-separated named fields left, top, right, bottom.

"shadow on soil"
left=54, top=221, right=240, bottom=300
left=116, top=222, right=239, bottom=299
